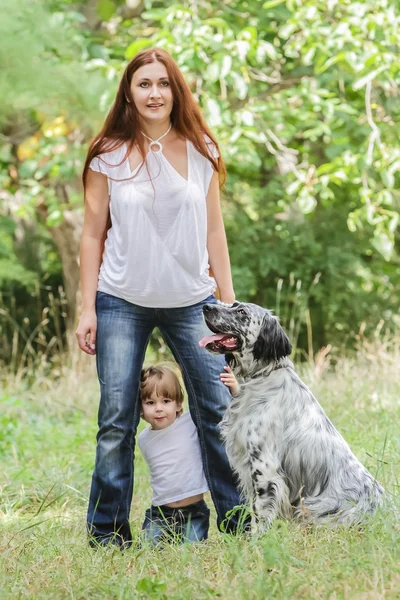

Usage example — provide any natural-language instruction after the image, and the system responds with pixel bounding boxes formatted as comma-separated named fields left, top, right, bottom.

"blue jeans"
left=142, top=500, right=210, bottom=546
left=87, top=292, right=242, bottom=546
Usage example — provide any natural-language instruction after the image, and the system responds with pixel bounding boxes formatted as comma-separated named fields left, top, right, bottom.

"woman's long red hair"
left=82, top=48, right=226, bottom=188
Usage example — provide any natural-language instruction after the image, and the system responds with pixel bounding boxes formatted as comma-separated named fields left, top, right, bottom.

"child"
left=138, top=364, right=239, bottom=546
left=138, top=365, right=209, bottom=545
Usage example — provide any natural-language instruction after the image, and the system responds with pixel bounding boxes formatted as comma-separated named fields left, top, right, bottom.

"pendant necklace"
left=142, top=123, right=172, bottom=152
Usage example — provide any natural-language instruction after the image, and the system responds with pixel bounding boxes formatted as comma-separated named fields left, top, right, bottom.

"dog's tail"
left=296, top=477, right=385, bottom=525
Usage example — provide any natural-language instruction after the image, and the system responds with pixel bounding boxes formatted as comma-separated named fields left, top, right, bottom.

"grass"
left=0, top=343, right=399, bottom=600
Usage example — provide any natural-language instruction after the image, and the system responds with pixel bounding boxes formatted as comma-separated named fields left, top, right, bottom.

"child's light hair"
left=140, top=364, right=184, bottom=417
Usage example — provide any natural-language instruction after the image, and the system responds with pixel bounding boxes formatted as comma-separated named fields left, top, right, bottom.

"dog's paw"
left=251, top=516, right=273, bottom=536
left=250, top=516, right=258, bottom=536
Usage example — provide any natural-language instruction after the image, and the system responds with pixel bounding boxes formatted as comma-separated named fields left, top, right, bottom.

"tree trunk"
left=36, top=185, right=83, bottom=335
left=49, top=209, right=83, bottom=332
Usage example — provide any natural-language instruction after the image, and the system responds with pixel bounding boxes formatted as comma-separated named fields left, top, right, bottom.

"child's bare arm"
left=220, top=365, right=240, bottom=396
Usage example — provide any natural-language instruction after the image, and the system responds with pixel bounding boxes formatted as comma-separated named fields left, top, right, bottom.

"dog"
left=199, top=301, right=384, bottom=532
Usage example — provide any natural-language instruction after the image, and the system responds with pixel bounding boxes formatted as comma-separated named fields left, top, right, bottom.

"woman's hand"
left=219, top=290, right=235, bottom=304
left=220, top=365, right=240, bottom=395
left=75, top=310, right=97, bottom=355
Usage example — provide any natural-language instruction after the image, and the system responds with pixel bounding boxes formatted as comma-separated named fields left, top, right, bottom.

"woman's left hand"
left=219, top=290, right=235, bottom=304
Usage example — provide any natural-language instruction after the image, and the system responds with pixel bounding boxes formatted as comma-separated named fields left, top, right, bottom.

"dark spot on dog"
left=318, top=506, right=340, bottom=518
left=252, top=469, right=262, bottom=483
left=266, top=482, right=276, bottom=495
left=250, top=448, right=261, bottom=461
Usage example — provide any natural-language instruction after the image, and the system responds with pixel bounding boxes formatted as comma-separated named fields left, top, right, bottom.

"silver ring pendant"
left=141, top=123, right=171, bottom=152
left=149, top=140, right=163, bottom=152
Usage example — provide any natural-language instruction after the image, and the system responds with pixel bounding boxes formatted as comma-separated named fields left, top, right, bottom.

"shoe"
left=88, top=533, right=132, bottom=550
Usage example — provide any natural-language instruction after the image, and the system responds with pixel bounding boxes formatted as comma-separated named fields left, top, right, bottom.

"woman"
left=76, top=48, right=241, bottom=548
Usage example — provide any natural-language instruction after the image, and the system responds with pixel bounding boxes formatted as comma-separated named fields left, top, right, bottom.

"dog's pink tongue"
left=199, top=333, right=226, bottom=348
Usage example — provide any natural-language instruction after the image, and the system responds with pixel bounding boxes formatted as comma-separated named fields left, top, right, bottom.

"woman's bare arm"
left=75, top=169, right=109, bottom=355
left=206, top=171, right=235, bottom=304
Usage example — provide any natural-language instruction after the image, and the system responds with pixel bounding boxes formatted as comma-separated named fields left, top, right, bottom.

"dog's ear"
left=253, top=316, right=292, bottom=363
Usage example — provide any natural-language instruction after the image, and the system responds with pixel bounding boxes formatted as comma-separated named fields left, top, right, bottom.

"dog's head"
left=199, top=301, right=292, bottom=375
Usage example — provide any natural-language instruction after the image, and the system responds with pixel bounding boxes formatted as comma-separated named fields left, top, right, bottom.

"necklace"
left=142, top=123, right=172, bottom=152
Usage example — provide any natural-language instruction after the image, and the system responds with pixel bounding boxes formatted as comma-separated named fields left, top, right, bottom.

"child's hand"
left=220, top=365, right=240, bottom=396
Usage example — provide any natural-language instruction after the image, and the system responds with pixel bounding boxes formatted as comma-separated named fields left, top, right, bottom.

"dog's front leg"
left=251, top=461, right=290, bottom=534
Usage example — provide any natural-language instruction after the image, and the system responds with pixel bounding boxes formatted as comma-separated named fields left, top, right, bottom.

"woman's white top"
left=89, top=137, right=218, bottom=307
left=137, top=411, right=209, bottom=506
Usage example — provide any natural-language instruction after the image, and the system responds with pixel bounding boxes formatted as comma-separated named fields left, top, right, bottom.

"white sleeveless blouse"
left=89, top=138, right=218, bottom=308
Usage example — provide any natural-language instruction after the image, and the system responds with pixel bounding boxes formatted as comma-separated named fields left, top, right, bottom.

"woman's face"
left=130, top=61, right=173, bottom=126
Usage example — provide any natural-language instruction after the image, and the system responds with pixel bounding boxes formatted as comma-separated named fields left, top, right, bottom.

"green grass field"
left=1, top=344, right=399, bottom=600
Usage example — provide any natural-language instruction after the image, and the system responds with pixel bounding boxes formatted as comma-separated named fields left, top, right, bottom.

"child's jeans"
left=142, top=500, right=210, bottom=545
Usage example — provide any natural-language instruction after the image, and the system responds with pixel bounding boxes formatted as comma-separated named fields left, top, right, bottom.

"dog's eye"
left=237, top=308, right=247, bottom=315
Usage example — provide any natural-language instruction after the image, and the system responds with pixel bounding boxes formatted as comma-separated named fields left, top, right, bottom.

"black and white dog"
left=200, top=301, right=384, bottom=532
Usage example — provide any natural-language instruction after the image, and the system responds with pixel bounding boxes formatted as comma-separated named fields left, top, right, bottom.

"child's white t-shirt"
left=138, top=411, right=209, bottom=506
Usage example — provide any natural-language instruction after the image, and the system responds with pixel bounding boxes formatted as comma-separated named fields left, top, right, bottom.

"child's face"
left=141, top=392, right=182, bottom=430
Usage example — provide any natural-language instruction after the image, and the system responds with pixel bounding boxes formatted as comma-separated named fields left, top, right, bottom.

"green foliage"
left=136, top=576, right=167, bottom=598
left=1, top=0, right=400, bottom=365
left=123, top=0, right=400, bottom=343
left=0, top=216, right=37, bottom=288
left=0, top=212, right=66, bottom=367
left=0, top=0, right=108, bottom=127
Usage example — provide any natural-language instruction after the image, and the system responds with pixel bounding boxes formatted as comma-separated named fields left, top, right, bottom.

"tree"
left=0, top=0, right=114, bottom=331
left=1, top=0, right=400, bottom=366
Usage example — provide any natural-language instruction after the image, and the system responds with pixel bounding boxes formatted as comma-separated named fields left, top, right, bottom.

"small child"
left=138, top=363, right=239, bottom=546
left=138, top=365, right=209, bottom=546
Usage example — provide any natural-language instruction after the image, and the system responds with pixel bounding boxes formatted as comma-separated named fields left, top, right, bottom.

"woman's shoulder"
left=89, top=139, right=127, bottom=174
left=203, top=134, right=219, bottom=160
left=189, top=134, right=219, bottom=168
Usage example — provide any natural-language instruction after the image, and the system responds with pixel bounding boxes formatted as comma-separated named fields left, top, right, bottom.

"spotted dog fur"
left=202, top=301, right=384, bottom=532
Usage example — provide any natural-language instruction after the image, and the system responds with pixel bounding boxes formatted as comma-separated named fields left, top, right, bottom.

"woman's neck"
left=141, top=119, right=172, bottom=142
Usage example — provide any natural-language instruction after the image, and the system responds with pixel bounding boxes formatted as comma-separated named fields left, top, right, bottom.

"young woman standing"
left=76, top=48, right=241, bottom=548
